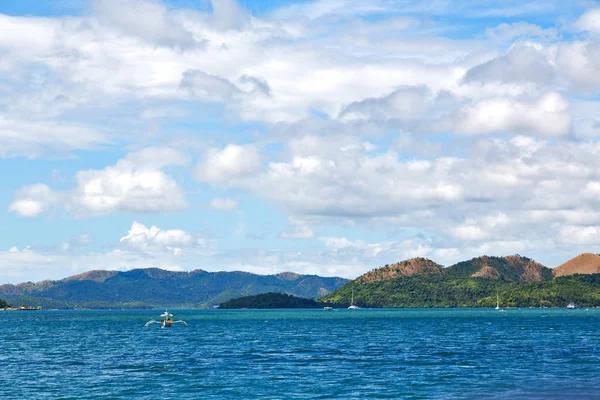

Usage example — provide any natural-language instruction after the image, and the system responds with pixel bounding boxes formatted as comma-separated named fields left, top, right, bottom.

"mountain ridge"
left=0, top=268, right=348, bottom=309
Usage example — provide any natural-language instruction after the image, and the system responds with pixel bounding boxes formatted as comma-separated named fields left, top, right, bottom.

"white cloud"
left=9, top=184, right=57, bottom=217
left=9, top=148, right=188, bottom=217
left=450, top=213, right=509, bottom=241
left=484, top=22, right=558, bottom=41
left=210, top=0, right=251, bottom=30
left=194, top=144, right=261, bottom=185
left=454, top=92, right=571, bottom=137
left=339, top=85, right=432, bottom=121
left=574, top=8, right=600, bottom=33
left=92, top=0, right=195, bottom=46
left=463, top=44, right=555, bottom=86
left=119, top=221, right=199, bottom=254
left=208, top=197, right=238, bottom=210
left=560, top=225, right=600, bottom=245
left=557, top=40, right=600, bottom=94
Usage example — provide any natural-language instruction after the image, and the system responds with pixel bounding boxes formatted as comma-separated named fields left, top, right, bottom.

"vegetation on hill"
left=219, top=293, right=329, bottom=309
left=320, top=254, right=600, bottom=308
left=356, top=258, right=443, bottom=284
left=0, top=268, right=348, bottom=309
left=0, top=298, right=11, bottom=308
left=443, top=255, right=552, bottom=282
left=320, top=273, right=600, bottom=308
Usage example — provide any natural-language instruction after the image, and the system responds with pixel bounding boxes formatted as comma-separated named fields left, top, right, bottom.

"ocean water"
left=2, top=309, right=600, bottom=399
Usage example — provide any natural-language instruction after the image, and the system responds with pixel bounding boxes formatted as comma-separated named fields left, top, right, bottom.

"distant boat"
left=567, top=301, right=577, bottom=309
left=323, top=306, right=333, bottom=311
left=144, top=310, right=188, bottom=328
left=495, top=293, right=500, bottom=310
left=348, top=289, right=360, bottom=310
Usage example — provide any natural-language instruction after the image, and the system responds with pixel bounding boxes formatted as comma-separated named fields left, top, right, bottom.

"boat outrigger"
left=144, top=311, right=188, bottom=328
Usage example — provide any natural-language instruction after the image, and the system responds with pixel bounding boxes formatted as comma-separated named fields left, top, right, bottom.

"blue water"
left=2, top=309, right=600, bottom=399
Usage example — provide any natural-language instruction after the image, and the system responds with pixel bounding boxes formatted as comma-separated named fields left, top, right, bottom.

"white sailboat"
left=348, top=289, right=360, bottom=310
left=495, top=293, right=500, bottom=310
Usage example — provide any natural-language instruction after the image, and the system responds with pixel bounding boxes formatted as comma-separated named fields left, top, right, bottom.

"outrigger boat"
left=144, top=311, right=188, bottom=328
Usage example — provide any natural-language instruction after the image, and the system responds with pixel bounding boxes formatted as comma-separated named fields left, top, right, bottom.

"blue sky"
left=1, top=0, right=600, bottom=283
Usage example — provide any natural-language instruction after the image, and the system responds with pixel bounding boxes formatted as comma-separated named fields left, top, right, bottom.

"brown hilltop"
left=356, top=258, right=443, bottom=284
left=553, top=253, right=600, bottom=277
left=447, top=255, right=552, bottom=282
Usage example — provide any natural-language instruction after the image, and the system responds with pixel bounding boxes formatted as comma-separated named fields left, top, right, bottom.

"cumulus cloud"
left=9, top=184, right=57, bottom=217
left=200, top=135, right=600, bottom=258
left=450, top=213, right=510, bottom=241
left=560, top=225, right=600, bottom=245
left=339, top=85, right=432, bottom=121
left=180, top=70, right=241, bottom=101
left=210, top=0, right=251, bottom=30
left=119, top=221, right=200, bottom=254
left=574, top=8, right=600, bottom=34
left=463, top=44, right=555, bottom=86
left=453, top=92, right=571, bottom=137
left=92, top=0, right=195, bottom=46
left=194, top=144, right=261, bottom=185
left=557, top=40, right=600, bottom=94
left=9, top=148, right=188, bottom=217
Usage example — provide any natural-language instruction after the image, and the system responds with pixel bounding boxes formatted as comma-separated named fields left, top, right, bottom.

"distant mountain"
left=320, top=254, right=600, bottom=308
left=553, top=253, right=600, bottom=277
left=0, top=268, right=349, bottom=309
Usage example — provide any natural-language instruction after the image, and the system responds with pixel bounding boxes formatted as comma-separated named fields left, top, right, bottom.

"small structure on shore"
left=144, top=311, right=188, bottom=328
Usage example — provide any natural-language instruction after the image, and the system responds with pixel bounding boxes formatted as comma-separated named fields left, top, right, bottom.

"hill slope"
left=445, top=255, right=552, bottom=282
left=0, top=268, right=348, bottom=309
left=356, top=258, right=443, bottom=284
left=553, top=253, right=600, bottom=277
left=320, top=254, right=600, bottom=308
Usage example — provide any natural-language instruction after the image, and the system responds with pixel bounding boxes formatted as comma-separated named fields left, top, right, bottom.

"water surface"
left=2, top=308, right=599, bottom=399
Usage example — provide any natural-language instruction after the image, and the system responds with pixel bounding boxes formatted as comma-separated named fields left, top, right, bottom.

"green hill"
left=319, top=255, right=600, bottom=308
left=0, top=268, right=348, bottom=309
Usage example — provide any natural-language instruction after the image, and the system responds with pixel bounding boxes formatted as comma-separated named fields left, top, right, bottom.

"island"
left=219, top=293, right=333, bottom=309
left=0, top=298, right=41, bottom=311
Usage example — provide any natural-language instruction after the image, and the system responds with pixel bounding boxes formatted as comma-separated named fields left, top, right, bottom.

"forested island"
left=219, top=293, right=331, bottom=309
left=0, top=298, right=11, bottom=308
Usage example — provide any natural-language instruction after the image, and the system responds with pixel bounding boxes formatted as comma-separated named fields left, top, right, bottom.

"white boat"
left=348, top=289, right=360, bottom=309
left=144, top=310, right=188, bottom=328
left=495, top=293, right=500, bottom=310
left=567, top=301, right=577, bottom=309
left=323, top=306, right=333, bottom=311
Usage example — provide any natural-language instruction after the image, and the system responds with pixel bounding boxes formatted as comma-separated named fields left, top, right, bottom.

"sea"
left=2, top=308, right=600, bottom=399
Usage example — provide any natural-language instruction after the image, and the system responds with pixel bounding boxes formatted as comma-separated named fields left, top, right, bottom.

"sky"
left=1, top=0, right=600, bottom=283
